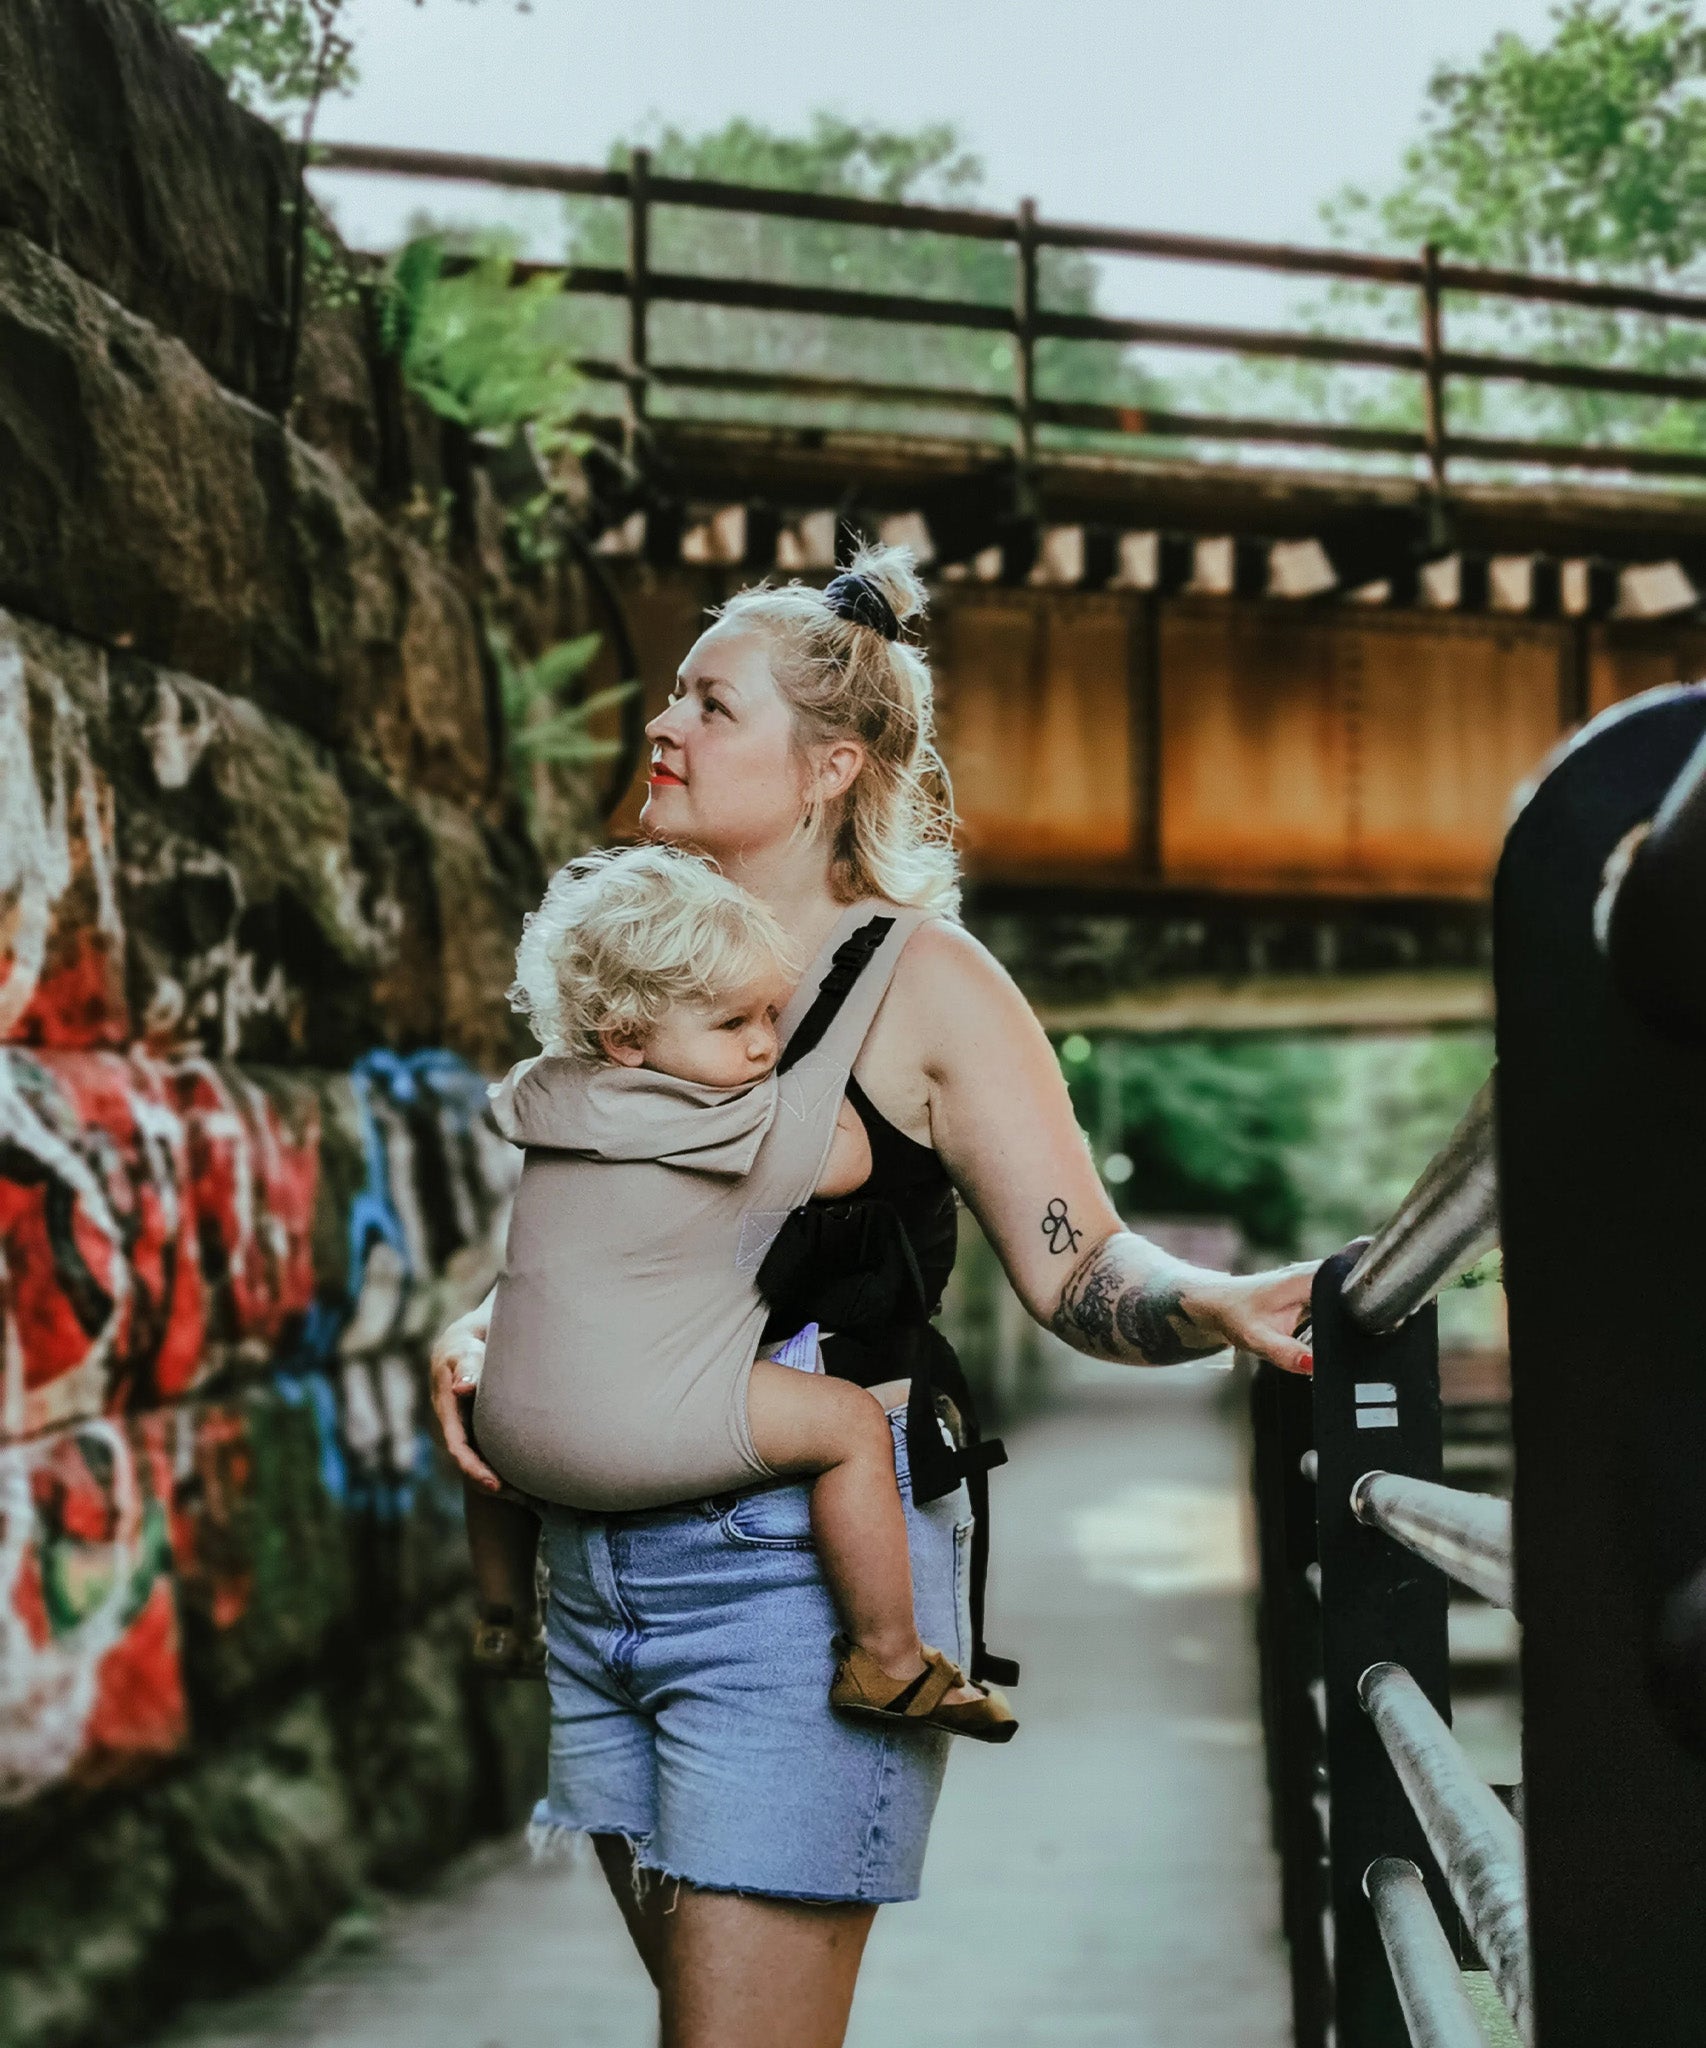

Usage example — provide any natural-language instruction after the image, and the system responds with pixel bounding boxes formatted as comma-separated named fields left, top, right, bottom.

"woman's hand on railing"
left=1183, top=1262, right=1318, bottom=1376
left=430, top=1289, right=503, bottom=1492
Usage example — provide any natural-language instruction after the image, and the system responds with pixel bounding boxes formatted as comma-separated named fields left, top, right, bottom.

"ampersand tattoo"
left=1041, top=1197, right=1083, bottom=1255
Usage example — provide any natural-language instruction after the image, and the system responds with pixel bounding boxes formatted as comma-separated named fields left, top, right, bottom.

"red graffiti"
left=1, top=1416, right=188, bottom=1801
left=0, top=1049, right=204, bottom=1432
left=7, top=926, right=129, bottom=1052
left=167, top=1060, right=319, bottom=1352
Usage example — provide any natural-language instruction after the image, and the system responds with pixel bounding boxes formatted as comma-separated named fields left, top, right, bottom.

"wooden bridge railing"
left=1252, top=683, right=1706, bottom=2046
left=318, top=141, right=1706, bottom=493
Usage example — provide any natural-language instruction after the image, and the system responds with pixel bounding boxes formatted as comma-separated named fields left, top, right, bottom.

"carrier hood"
left=487, top=1054, right=779, bottom=1177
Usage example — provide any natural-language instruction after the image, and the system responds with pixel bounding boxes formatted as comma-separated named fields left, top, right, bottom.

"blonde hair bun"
left=841, top=540, right=928, bottom=632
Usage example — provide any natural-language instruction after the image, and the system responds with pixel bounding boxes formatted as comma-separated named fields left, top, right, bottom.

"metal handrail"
left=315, top=140, right=1706, bottom=487
left=1342, top=1077, right=1500, bottom=1335
left=1360, top=1663, right=1532, bottom=2045
left=1352, top=1473, right=1515, bottom=1613
left=1364, top=1858, right=1493, bottom=2048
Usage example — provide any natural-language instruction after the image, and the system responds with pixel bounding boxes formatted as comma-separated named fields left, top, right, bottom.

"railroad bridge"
left=322, top=144, right=1706, bottom=1032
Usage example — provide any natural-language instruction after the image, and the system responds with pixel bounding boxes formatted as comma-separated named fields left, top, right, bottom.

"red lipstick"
left=648, top=765, right=686, bottom=787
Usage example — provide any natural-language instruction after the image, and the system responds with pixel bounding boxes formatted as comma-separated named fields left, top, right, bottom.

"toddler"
left=463, top=845, right=1014, bottom=1743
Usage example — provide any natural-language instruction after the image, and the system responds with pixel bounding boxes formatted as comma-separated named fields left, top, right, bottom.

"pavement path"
left=161, top=1359, right=1291, bottom=2048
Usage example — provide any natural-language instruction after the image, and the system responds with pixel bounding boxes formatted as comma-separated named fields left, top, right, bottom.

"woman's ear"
left=599, top=1025, right=648, bottom=1067
left=814, top=738, right=866, bottom=804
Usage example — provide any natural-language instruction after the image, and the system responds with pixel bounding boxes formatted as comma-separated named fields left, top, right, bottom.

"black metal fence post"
left=1013, top=197, right=1039, bottom=516
left=624, top=145, right=651, bottom=448
left=1251, top=1359, right=1330, bottom=2048
left=1311, top=1247, right=1454, bottom=2046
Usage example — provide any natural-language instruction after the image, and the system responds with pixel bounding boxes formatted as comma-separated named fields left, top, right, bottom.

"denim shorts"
left=531, top=1406, right=973, bottom=1903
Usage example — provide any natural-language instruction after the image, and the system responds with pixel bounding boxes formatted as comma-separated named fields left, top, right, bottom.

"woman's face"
left=641, top=624, right=811, bottom=860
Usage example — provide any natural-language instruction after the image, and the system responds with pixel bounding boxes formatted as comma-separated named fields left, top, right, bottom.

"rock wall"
left=0, top=8, right=550, bottom=2043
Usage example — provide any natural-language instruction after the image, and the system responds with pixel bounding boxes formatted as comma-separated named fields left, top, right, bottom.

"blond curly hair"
left=508, top=845, right=798, bottom=1061
left=714, top=539, right=960, bottom=917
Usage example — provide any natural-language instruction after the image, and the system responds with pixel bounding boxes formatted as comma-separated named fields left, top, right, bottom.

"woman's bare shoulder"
left=891, top=920, right=1044, bottom=1069
left=857, top=917, right=1055, bottom=1146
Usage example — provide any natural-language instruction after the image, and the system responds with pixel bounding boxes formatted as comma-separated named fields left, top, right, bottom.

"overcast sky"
left=311, top=0, right=1565, bottom=323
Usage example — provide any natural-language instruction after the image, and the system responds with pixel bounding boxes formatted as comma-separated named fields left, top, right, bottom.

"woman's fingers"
left=1227, top=1263, right=1319, bottom=1375
left=1258, top=1329, right=1315, bottom=1377
left=429, top=1350, right=502, bottom=1491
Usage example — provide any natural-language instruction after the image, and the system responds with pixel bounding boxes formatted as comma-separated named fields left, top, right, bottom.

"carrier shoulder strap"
left=775, top=916, right=895, bottom=1076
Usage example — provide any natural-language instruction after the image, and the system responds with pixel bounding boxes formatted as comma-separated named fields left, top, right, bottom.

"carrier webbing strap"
left=775, top=917, right=895, bottom=1076
left=772, top=907, right=1020, bottom=1687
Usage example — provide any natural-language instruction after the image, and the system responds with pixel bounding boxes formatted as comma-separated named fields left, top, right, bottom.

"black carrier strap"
left=764, top=910, right=1019, bottom=1687
left=776, top=916, right=894, bottom=1076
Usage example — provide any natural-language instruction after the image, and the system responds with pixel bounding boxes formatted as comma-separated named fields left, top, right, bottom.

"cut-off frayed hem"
left=630, top=1854, right=919, bottom=1908
left=527, top=1819, right=916, bottom=1907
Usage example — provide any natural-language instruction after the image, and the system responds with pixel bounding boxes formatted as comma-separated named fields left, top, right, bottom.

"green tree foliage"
left=1212, top=3, right=1706, bottom=461
left=1329, top=0, right=1706, bottom=276
left=151, top=0, right=356, bottom=119
left=1287, top=1035, right=1494, bottom=1252
left=151, top=0, right=513, bottom=123
left=1061, top=1035, right=1335, bottom=1255
left=1057, top=1030, right=1495, bottom=1266
left=554, top=115, right=1158, bottom=441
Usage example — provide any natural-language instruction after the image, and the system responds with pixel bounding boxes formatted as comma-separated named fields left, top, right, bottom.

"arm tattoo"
left=1050, top=1235, right=1223, bottom=1366
left=1040, top=1197, right=1083, bottom=1255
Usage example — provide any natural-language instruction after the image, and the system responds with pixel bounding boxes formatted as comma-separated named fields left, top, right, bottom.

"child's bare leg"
left=746, top=1362, right=982, bottom=1703
left=464, top=1479, right=540, bottom=1621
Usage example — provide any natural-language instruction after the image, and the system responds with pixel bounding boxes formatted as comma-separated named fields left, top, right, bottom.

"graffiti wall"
left=0, top=14, right=560, bottom=2037
left=0, top=1007, right=519, bottom=1809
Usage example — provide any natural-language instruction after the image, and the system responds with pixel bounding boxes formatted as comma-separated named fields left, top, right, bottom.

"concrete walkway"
left=161, top=1361, right=1290, bottom=2048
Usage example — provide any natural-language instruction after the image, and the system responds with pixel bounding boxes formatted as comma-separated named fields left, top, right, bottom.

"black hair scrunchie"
left=822, top=572, right=901, bottom=641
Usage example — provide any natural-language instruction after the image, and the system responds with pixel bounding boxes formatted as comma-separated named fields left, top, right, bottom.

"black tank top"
left=755, top=1077, right=956, bottom=1345
left=843, top=1073, right=958, bottom=1307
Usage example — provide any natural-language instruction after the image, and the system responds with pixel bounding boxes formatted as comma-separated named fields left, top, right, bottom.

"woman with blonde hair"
left=431, top=541, right=1314, bottom=2048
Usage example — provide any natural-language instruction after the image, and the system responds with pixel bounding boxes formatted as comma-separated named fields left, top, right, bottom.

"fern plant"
left=492, top=628, right=637, bottom=863
left=500, top=632, right=632, bottom=766
left=381, top=237, right=583, bottom=452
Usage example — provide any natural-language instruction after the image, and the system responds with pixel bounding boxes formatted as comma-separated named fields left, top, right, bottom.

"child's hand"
left=430, top=1305, right=503, bottom=1492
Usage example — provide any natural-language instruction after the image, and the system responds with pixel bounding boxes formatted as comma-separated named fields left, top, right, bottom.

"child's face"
left=607, top=973, right=791, bottom=1089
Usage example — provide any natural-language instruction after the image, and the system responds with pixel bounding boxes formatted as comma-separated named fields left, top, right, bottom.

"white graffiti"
left=0, top=614, right=123, bottom=1037
left=0, top=1052, right=128, bottom=1440
left=0, top=1420, right=142, bottom=1806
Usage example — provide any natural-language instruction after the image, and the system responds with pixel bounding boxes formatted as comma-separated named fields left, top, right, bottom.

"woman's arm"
left=429, top=1284, right=504, bottom=1490
left=904, top=924, right=1315, bottom=1375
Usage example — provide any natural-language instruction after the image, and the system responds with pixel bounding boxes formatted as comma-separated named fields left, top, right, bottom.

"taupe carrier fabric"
left=474, top=902, right=927, bottom=1512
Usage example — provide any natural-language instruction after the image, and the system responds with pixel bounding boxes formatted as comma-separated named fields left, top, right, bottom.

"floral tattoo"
left=1050, top=1238, right=1222, bottom=1365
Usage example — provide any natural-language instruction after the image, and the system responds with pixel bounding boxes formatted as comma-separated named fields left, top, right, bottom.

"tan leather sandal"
left=471, top=1605, right=547, bottom=1680
left=829, top=1639, right=1019, bottom=1744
